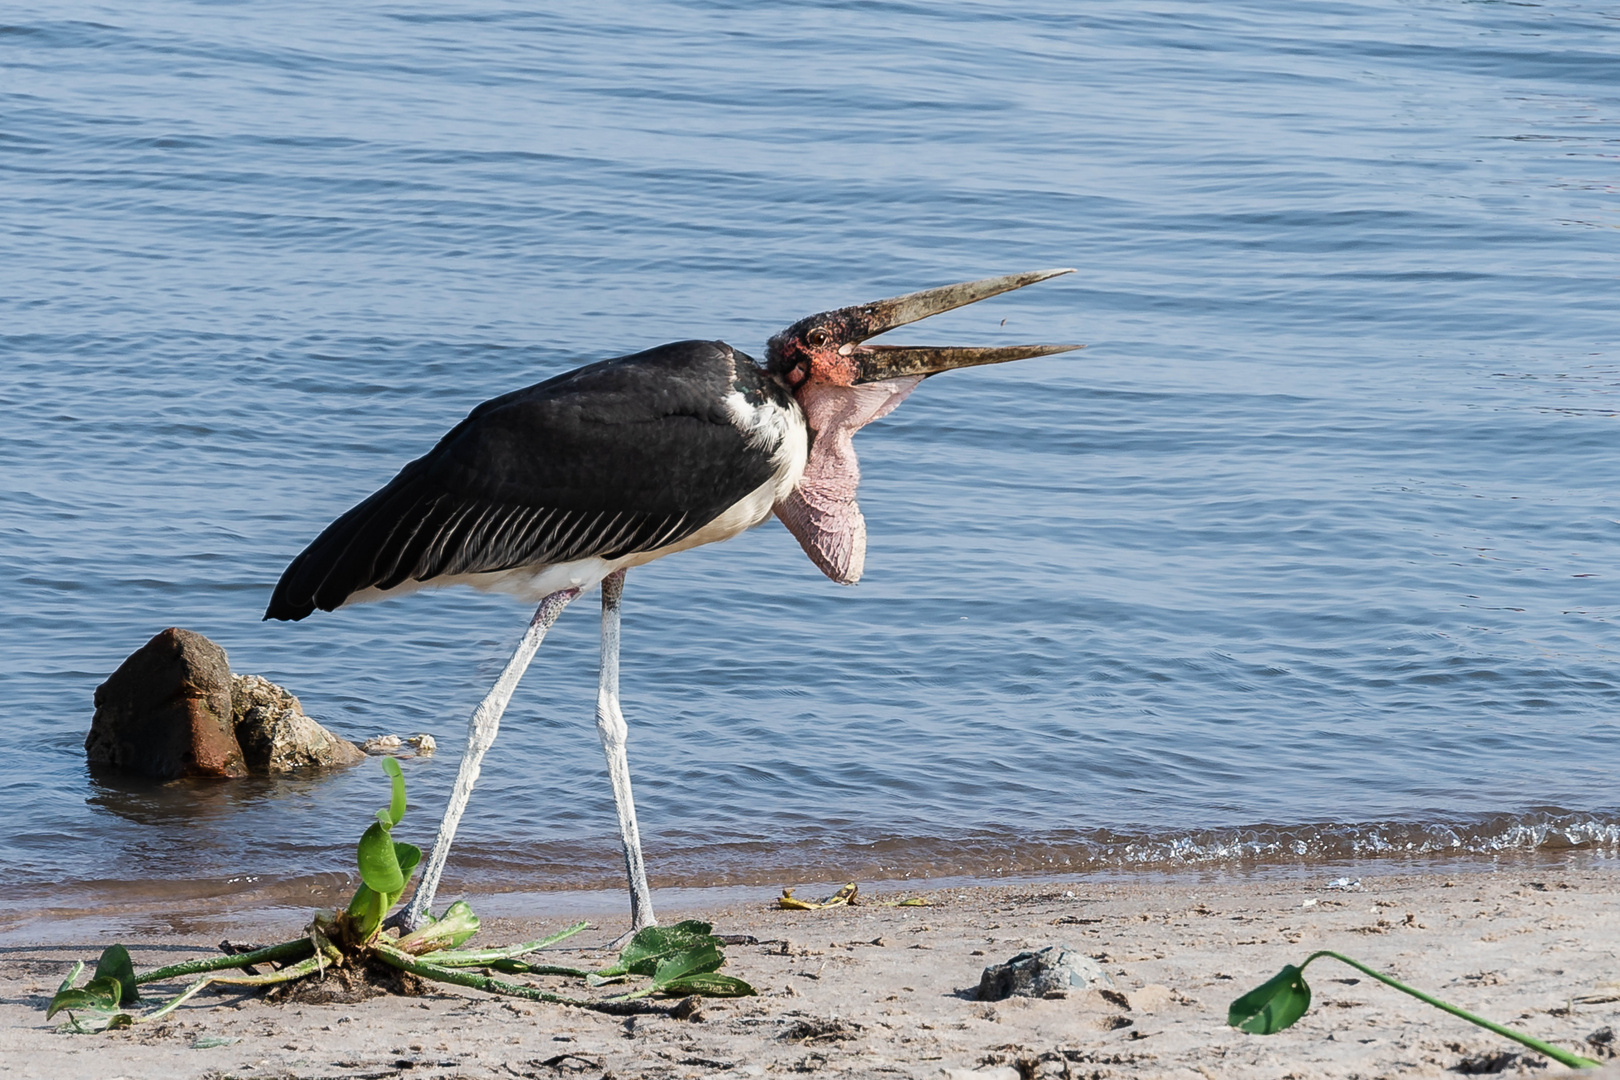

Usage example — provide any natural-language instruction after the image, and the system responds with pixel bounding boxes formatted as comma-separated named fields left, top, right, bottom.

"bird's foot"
left=381, top=907, right=425, bottom=934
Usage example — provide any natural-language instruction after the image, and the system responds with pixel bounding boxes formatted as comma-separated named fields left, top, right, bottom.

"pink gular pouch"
left=773, top=376, right=923, bottom=584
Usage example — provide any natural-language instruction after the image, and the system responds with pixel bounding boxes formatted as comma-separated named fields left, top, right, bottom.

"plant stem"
left=136, top=939, right=315, bottom=985
left=370, top=942, right=667, bottom=1015
left=419, top=921, right=591, bottom=966
left=1300, top=952, right=1602, bottom=1070
left=499, top=963, right=597, bottom=978
left=140, top=955, right=329, bottom=1023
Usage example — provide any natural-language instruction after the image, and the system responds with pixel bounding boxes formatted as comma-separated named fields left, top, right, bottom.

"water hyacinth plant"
left=1229, top=950, right=1602, bottom=1070
left=48, top=759, right=753, bottom=1031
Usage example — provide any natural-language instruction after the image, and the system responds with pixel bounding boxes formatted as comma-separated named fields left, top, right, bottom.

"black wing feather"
left=266, top=341, right=786, bottom=621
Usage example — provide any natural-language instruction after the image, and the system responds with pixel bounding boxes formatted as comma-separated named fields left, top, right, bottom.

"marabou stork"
left=266, top=269, right=1080, bottom=931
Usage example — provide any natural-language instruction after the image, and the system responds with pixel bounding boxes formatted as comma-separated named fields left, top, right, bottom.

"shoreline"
left=3, top=848, right=1614, bottom=946
left=4, top=860, right=1618, bottom=1078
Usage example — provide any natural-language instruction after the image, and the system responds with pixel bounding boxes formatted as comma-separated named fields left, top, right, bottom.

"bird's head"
left=766, top=268, right=1082, bottom=392
left=767, top=269, right=1083, bottom=587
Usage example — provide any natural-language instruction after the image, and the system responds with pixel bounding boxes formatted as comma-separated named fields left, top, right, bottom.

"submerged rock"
left=976, top=944, right=1115, bottom=1001
left=360, top=734, right=403, bottom=754
left=232, top=674, right=365, bottom=773
left=87, top=627, right=249, bottom=779
left=360, top=733, right=436, bottom=757
left=88, top=628, right=363, bottom=779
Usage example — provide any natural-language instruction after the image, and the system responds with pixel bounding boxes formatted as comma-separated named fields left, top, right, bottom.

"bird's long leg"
left=399, top=587, right=580, bottom=930
left=598, top=568, right=657, bottom=931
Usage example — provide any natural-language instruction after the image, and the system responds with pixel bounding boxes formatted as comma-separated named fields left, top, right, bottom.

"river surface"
left=3, top=0, right=1618, bottom=926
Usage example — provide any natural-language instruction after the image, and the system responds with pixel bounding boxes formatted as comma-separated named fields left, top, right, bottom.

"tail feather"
left=265, top=465, right=437, bottom=621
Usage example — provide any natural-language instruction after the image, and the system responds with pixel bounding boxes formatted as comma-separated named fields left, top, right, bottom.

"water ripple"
left=0, top=0, right=1616, bottom=904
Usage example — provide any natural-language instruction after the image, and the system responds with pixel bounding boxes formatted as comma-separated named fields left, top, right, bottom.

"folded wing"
left=265, top=341, right=781, bottom=621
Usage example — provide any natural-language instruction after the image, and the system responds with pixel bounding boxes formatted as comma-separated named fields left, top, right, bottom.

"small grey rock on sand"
left=976, top=944, right=1115, bottom=1001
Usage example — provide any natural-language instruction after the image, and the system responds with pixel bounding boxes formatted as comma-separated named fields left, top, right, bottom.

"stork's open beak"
left=833, top=268, right=1083, bottom=383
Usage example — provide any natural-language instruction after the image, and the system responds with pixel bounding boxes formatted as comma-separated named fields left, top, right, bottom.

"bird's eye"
left=806, top=327, right=831, bottom=348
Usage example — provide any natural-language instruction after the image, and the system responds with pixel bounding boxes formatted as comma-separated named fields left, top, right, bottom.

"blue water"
left=3, top=0, right=1618, bottom=918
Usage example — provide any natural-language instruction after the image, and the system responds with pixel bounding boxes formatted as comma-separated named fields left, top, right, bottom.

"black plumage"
left=265, top=340, right=790, bottom=622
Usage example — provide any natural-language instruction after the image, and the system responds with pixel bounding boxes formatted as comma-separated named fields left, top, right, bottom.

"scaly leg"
left=598, top=568, right=657, bottom=931
left=399, top=587, right=580, bottom=930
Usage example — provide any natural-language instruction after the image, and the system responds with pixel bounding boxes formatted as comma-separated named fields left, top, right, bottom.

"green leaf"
left=356, top=820, right=405, bottom=895
left=57, top=1008, right=134, bottom=1033
left=1228, top=964, right=1312, bottom=1034
left=54, top=961, right=83, bottom=997
left=650, top=944, right=725, bottom=987
left=382, top=756, right=406, bottom=825
left=1244, top=950, right=1606, bottom=1070
left=660, top=972, right=757, bottom=998
left=432, top=899, right=478, bottom=946
left=486, top=958, right=530, bottom=973
left=349, top=761, right=417, bottom=935
left=93, top=944, right=140, bottom=1005
left=601, top=920, right=717, bottom=977
left=346, top=881, right=378, bottom=919
left=396, top=900, right=480, bottom=954
left=47, top=975, right=124, bottom=1020
left=346, top=882, right=390, bottom=941
left=394, top=841, right=422, bottom=888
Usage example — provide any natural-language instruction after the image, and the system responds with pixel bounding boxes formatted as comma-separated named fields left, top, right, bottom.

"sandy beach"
left=3, top=860, right=1617, bottom=1079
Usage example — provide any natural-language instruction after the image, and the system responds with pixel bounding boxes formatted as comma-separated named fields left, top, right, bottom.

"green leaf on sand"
left=93, top=944, right=140, bottom=1005
left=590, top=922, right=758, bottom=1000
left=600, top=920, right=718, bottom=978
left=1227, top=964, right=1310, bottom=1034
left=396, top=899, right=480, bottom=954
left=660, top=971, right=756, bottom=997
left=650, top=944, right=725, bottom=987
left=58, top=1009, right=134, bottom=1033
left=1229, top=950, right=1603, bottom=1070
left=48, top=975, right=121, bottom=1018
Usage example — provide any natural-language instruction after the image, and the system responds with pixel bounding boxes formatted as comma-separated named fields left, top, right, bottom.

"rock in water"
left=976, top=945, right=1115, bottom=1001
left=359, top=733, right=437, bottom=757
left=87, top=628, right=364, bottom=779
left=360, top=734, right=404, bottom=755
left=232, top=674, right=365, bottom=773
left=86, top=628, right=249, bottom=779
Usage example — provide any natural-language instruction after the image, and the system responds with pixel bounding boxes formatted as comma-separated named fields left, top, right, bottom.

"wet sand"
left=3, top=862, right=1618, bottom=1079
